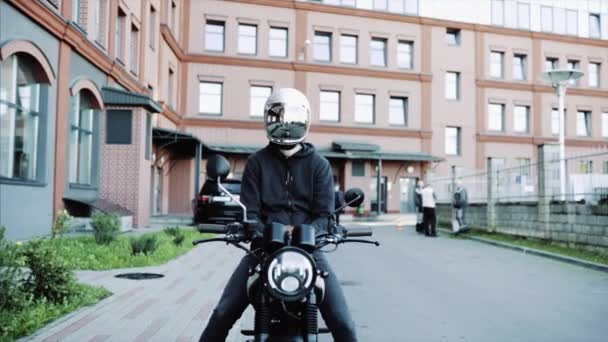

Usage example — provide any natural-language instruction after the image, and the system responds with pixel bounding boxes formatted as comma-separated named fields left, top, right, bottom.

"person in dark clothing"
left=334, top=177, right=346, bottom=225
left=453, top=179, right=470, bottom=235
left=200, top=88, right=357, bottom=342
left=414, top=180, right=424, bottom=233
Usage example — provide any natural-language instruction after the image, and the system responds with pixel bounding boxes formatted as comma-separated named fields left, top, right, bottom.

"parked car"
left=193, top=178, right=243, bottom=224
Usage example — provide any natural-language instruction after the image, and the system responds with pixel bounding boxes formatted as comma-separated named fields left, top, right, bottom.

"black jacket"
left=240, top=142, right=334, bottom=234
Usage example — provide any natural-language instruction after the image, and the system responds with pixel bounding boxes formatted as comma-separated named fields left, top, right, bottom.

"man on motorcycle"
left=200, top=88, right=358, bottom=341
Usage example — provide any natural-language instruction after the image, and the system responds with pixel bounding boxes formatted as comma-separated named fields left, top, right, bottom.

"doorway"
left=151, top=166, right=163, bottom=215
left=399, top=177, right=417, bottom=213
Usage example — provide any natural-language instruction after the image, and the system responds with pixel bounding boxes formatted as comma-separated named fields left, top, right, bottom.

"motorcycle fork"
left=305, top=291, right=318, bottom=342
left=254, top=293, right=270, bottom=342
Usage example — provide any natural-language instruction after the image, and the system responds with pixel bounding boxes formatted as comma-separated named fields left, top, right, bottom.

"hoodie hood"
left=268, top=142, right=315, bottom=159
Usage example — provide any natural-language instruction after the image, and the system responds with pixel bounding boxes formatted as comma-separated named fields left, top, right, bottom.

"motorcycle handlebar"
left=197, top=224, right=228, bottom=234
left=345, top=226, right=373, bottom=237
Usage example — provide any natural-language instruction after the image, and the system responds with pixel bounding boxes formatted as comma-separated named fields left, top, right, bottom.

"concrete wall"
left=0, top=2, right=60, bottom=240
left=436, top=202, right=608, bottom=248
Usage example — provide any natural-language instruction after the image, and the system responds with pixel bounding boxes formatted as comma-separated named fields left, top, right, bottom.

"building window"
left=269, top=27, right=288, bottom=58
left=130, top=24, right=139, bottom=75
left=69, top=93, right=96, bottom=185
left=320, top=90, right=340, bottom=122
left=199, top=82, right=222, bottom=115
left=589, top=13, right=601, bottom=39
left=565, top=60, right=580, bottom=86
left=445, top=126, right=461, bottom=156
left=446, top=28, right=461, bottom=45
left=589, top=62, right=600, bottom=88
left=404, top=0, right=418, bottom=14
left=356, top=0, right=372, bottom=10
left=106, top=110, right=132, bottom=144
left=238, top=24, right=257, bottom=55
left=149, top=6, right=157, bottom=50
left=0, top=56, right=41, bottom=181
left=352, top=160, right=365, bottom=177
left=551, top=108, right=565, bottom=136
left=397, top=40, right=413, bottom=69
left=205, top=21, right=225, bottom=52
left=354, top=94, right=375, bottom=124
left=93, top=0, right=107, bottom=47
left=514, top=105, right=529, bottom=133
left=566, top=9, right=578, bottom=35
left=600, top=112, right=608, bottom=138
left=490, top=51, right=504, bottom=78
left=541, top=6, right=553, bottom=32
left=373, top=0, right=388, bottom=10
left=73, top=0, right=82, bottom=26
left=516, top=158, right=531, bottom=177
left=545, top=57, right=558, bottom=71
left=168, top=68, right=175, bottom=107
left=513, top=54, right=526, bottom=80
left=577, top=111, right=591, bottom=136
left=370, top=38, right=387, bottom=67
left=491, top=0, right=504, bottom=26
left=250, top=85, right=272, bottom=117
left=445, top=71, right=460, bottom=100
left=340, top=35, right=358, bottom=64
left=115, top=9, right=126, bottom=62
left=517, top=2, right=530, bottom=29
left=488, top=103, right=504, bottom=131
left=314, top=31, right=332, bottom=62
left=578, top=160, right=593, bottom=174
left=388, top=0, right=404, bottom=13
left=389, top=97, right=408, bottom=126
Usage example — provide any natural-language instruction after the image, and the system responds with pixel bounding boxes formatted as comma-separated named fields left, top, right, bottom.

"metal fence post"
left=537, top=144, right=551, bottom=237
left=487, top=157, right=496, bottom=232
left=451, top=165, right=456, bottom=225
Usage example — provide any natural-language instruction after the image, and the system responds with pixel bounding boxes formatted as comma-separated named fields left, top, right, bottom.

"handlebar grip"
left=346, top=226, right=373, bottom=237
left=197, top=224, right=227, bottom=234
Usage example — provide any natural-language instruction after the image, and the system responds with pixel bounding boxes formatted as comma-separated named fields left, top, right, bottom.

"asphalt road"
left=311, top=226, right=608, bottom=342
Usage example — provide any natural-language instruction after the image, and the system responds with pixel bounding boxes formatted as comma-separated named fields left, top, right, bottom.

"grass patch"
left=0, top=283, right=110, bottom=341
left=46, top=228, right=204, bottom=270
left=459, top=229, right=608, bottom=265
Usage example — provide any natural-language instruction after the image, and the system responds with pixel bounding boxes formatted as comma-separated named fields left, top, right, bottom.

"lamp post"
left=542, top=69, right=583, bottom=201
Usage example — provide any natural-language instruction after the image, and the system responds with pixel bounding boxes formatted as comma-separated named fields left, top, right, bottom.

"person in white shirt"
left=421, top=183, right=437, bottom=237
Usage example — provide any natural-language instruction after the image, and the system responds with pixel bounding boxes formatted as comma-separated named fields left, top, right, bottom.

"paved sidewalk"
left=21, top=241, right=243, bottom=342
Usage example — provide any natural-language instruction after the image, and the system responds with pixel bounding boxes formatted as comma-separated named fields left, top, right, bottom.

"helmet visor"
left=265, top=103, right=309, bottom=144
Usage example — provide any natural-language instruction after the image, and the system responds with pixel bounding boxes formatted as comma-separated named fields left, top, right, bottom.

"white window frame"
left=339, top=34, right=358, bottom=64
left=577, top=111, right=591, bottom=137
left=397, top=40, right=413, bottom=69
left=354, top=93, right=375, bottom=124
left=269, top=27, right=288, bottom=58
left=491, top=0, right=505, bottom=26
left=589, top=13, right=601, bottom=39
left=541, top=6, right=554, bottom=32
left=446, top=28, right=461, bottom=46
left=198, top=81, right=223, bottom=115
left=445, top=126, right=460, bottom=156
left=205, top=21, right=225, bottom=52
left=249, top=85, right=272, bottom=118
left=513, top=54, right=526, bottom=80
left=238, top=24, right=258, bottom=55
left=319, top=90, right=341, bottom=122
left=313, top=31, right=332, bottom=62
left=490, top=51, right=504, bottom=79
left=445, top=71, right=460, bottom=100
left=602, top=112, right=608, bottom=138
left=589, top=62, right=600, bottom=88
left=388, top=96, right=408, bottom=126
left=517, top=2, right=530, bottom=29
left=514, top=105, right=529, bottom=133
left=370, top=37, right=387, bottom=67
left=566, top=9, right=578, bottom=36
left=488, top=103, right=505, bottom=132
left=69, top=93, right=95, bottom=185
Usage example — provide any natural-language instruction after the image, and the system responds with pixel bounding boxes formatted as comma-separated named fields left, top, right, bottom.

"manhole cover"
left=115, top=273, right=164, bottom=280
left=340, top=280, right=361, bottom=286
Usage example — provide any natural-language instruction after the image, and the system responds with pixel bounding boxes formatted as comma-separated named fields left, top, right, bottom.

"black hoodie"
left=240, top=142, right=334, bottom=234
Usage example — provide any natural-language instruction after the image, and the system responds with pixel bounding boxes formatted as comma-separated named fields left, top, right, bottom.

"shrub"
left=52, top=210, right=72, bottom=239
left=130, top=234, right=159, bottom=255
left=90, top=212, right=120, bottom=245
left=21, top=240, right=75, bottom=303
left=0, top=227, right=29, bottom=311
left=164, top=227, right=186, bottom=246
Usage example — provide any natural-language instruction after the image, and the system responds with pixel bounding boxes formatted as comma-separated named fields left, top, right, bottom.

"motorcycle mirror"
left=206, top=154, right=231, bottom=181
left=344, top=188, right=364, bottom=207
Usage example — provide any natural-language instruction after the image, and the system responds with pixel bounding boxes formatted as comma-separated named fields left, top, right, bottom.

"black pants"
left=423, top=207, right=436, bottom=236
left=200, top=251, right=357, bottom=341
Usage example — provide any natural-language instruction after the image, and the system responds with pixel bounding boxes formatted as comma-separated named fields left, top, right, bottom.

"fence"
left=427, top=146, right=608, bottom=249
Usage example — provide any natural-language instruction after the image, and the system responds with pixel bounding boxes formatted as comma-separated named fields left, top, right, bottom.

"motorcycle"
left=194, top=154, right=379, bottom=342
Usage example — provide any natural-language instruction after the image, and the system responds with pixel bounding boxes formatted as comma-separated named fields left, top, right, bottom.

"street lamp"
left=542, top=69, right=584, bottom=201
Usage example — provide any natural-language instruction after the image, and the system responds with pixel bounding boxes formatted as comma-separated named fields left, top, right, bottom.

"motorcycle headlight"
left=265, top=247, right=316, bottom=301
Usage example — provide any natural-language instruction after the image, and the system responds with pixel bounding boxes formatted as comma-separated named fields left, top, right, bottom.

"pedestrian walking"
left=452, top=179, right=470, bottom=235
left=334, top=179, right=346, bottom=225
left=414, top=180, right=424, bottom=233
left=421, top=182, right=437, bottom=237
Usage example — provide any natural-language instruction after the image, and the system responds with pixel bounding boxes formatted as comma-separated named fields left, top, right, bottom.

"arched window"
left=0, top=54, right=42, bottom=180
left=69, top=91, right=98, bottom=185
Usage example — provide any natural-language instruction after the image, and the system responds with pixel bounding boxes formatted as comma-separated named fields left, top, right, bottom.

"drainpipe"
left=194, top=143, right=201, bottom=197
left=376, top=158, right=383, bottom=216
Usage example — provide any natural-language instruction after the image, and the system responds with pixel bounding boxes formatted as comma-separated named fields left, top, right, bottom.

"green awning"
left=201, top=142, right=443, bottom=162
left=102, top=87, right=163, bottom=113
left=332, top=141, right=380, bottom=152
left=153, top=128, right=200, bottom=158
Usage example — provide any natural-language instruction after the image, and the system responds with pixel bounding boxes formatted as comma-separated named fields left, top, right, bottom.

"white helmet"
left=264, top=88, right=311, bottom=146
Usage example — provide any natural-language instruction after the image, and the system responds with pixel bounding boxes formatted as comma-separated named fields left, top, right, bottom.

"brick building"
left=1, top=0, right=607, bottom=239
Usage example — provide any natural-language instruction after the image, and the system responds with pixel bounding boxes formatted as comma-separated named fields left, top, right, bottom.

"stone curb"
left=438, top=228, right=608, bottom=273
